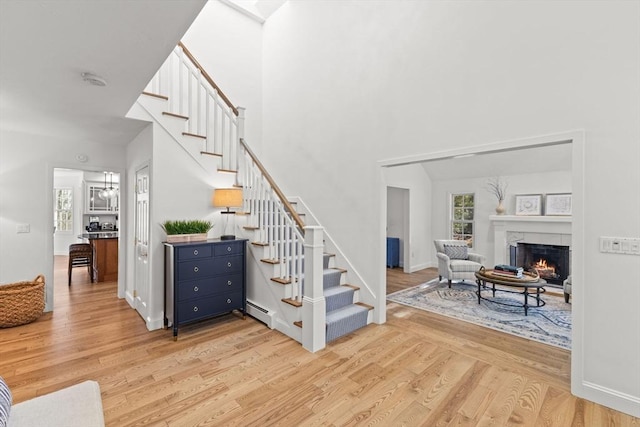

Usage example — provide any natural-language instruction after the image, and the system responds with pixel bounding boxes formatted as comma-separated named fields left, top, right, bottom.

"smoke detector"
left=81, top=72, right=107, bottom=87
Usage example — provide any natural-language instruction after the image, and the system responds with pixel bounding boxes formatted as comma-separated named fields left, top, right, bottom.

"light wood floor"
left=1, top=259, right=637, bottom=426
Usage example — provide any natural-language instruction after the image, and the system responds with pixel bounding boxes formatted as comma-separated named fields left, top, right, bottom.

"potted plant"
left=161, top=219, right=213, bottom=243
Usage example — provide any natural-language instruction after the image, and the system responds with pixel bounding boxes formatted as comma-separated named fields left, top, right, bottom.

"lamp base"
left=220, top=235, right=236, bottom=241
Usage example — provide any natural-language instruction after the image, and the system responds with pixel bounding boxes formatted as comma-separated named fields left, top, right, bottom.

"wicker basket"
left=0, top=275, right=45, bottom=328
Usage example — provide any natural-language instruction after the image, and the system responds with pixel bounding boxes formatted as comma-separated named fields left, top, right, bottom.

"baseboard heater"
left=246, top=299, right=276, bottom=329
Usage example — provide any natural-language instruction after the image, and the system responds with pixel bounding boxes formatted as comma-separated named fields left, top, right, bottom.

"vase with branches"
left=487, top=176, right=508, bottom=215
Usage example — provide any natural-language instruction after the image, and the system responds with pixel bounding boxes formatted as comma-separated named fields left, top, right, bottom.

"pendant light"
left=105, top=172, right=117, bottom=199
left=98, top=171, right=109, bottom=200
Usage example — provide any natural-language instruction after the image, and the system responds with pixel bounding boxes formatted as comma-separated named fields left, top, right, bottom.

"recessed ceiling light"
left=81, top=72, right=107, bottom=87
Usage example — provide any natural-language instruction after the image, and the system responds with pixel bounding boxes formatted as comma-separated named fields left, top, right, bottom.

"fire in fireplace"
left=510, top=243, right=570, bottom=286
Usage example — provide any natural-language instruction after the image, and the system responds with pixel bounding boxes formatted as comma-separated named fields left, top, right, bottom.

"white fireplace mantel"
left=490, top=215, right=572, bottom=265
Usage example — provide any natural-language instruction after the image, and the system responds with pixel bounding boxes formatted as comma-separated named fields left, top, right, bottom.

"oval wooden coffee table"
left=474, top=267, right=547, bottom=316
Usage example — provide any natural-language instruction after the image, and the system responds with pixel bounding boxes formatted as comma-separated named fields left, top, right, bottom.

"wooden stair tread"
left=293, top=321, right=302, bottom=328
left=355, top=302, right=374, bottom=311
left=271, top=277, right=292, bottom=285
left=218, top=168, right=238, bottom=174
left=183, top=132, right=206, bottom=139
left=330, top=267, right=348, bottom=274
left=342, top=284, right=360, bottom=291
left=200, top=151, right=222, bottom=157
left=282, top=298, right=302, bottom=307
left=244, top=226, right=260, bottom=230
left=235, top=211, right=251, bottom=216
left=163, top=111, right=188, bottom=120
left=251, top=242, right=269, bottom=247
left=261, top=258, right=279, bottom=264
left=141, top=91, right=168, bottom=100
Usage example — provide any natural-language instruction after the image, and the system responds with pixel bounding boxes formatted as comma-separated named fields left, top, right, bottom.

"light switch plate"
left=600, top=236, right=640, bottom=255
left=16, top=223, right=30, bottom=233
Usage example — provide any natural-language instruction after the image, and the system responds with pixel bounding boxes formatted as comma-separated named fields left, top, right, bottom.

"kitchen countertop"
left=79, top=232, right=119, bottom=239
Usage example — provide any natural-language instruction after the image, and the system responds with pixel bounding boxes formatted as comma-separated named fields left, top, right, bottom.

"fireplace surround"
left=491, top=215, right=572, bottom=287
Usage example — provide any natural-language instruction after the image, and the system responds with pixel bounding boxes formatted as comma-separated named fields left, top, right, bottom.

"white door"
left=134, top=165, right=150, bottom=320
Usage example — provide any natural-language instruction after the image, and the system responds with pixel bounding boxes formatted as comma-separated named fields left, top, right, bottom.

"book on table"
left=493, top=265, right=523, bottom=278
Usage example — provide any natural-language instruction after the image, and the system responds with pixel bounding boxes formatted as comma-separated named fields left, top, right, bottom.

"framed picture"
left=515, top=194, right=542, bottom=216
left=545, top=193, right=572, bottom=216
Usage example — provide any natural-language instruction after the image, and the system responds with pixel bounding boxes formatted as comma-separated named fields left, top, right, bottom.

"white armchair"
left=434, top=240, right=485, bottom=288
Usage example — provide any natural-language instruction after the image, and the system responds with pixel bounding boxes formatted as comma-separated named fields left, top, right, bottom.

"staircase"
left=322, top=254, right=371, bottom=342
left=132, top=42, right=374, bottom=351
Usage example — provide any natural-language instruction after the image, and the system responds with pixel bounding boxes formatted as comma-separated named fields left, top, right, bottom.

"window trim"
left=54, top=187, right=73, bottom=234
left=450, top=192, right=475, bottom=248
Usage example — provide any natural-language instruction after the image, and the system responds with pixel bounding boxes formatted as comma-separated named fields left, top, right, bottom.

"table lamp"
left=212, top=188, right=243, bottom=240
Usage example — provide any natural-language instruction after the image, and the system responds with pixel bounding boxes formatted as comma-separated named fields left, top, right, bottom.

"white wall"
left=0, top=129, right=127, bottom=311
left=430, top=170, right=572, bottom=268
left=182, top=0, right=263, bottom=154
left=260, top=0, right=640, bottom=417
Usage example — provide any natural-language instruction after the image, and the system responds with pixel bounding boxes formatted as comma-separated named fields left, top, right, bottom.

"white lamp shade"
left=212, top=188, right=243, bottom=208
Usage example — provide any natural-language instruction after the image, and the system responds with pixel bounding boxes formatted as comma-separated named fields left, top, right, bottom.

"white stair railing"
left=144, top=42, right=239, bottom=172
left=240, top=139, right=307, bottom=304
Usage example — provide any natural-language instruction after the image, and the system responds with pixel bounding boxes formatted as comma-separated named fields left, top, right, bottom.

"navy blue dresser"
left=386, top=237, right=400, bottom=268
left=164, top=239, right=247, bottom=339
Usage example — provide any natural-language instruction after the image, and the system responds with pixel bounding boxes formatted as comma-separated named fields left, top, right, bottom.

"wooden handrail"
left=177, top=41, right=239, bottom=116
left=240, top=138, right=306, bottom=233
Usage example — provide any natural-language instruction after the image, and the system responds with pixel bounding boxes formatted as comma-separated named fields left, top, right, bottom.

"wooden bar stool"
left=68, top=243, right=93, bottom=285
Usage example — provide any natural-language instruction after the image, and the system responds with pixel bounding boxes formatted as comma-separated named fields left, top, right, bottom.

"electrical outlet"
left=16, top=224, right=30, bottom=233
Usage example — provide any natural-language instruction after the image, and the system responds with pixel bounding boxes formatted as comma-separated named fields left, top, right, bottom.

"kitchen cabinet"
left=164, top=239, right=247, bottom=340
left=84, top=181, right=118, bottom=214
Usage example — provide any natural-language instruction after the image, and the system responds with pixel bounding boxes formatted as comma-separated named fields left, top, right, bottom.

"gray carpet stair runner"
left=323, top=254, right=369, bottom=342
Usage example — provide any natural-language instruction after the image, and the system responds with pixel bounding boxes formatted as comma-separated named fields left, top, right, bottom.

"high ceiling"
left=0, top=0, right=207, bottom=145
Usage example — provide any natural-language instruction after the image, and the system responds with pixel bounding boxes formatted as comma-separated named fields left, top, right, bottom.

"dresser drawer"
left=177, top=274, right=243, bottom=301
left=177, top=291, right=243, bottom=323
left=177, top=260, right=216, bottom=281
left=214, top=241, right=244, bottom=256
left=176, top=245, right=213, bottom=261
left=212, top=255, right=243, bottom=274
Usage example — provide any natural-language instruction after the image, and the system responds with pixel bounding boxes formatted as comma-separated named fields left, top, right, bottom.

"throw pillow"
left=443, top=244, right=469, bottom=260
left=0, top=376, right=11, bottom=427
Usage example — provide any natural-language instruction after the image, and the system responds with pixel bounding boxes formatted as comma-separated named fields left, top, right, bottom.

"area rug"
left=387, top=280, right=571, bottom=350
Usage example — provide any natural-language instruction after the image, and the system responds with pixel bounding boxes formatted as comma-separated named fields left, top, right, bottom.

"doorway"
left=386, top=186, right=410, bottom=273
left=53, top=168, right=120, bottom=294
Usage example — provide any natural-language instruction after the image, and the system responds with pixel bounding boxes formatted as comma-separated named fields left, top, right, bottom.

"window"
left=451, top=193, right=474, bottom=247
left=54, top=188, right=73, bottom=232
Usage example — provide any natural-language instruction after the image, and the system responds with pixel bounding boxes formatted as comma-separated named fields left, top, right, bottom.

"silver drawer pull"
left=227, top=262, right=232, bottom=268
left=194, top=286, right=199, bottom=292
left=227, top=246, right=232, bottom=252
left=226, top=299, right=232, bottom=304
left=227, top=280, right=232, bottom=286
left=194, top=266, right=199, bottom=272
left=193, top=306, right=199, bottom=312
left=193, top=249, right=199, bottom=255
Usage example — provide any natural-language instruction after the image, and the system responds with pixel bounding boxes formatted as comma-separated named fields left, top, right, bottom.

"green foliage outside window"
left=54, top=188, right=73, bottom=232
left=451, top=193, right=474, bottom=247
